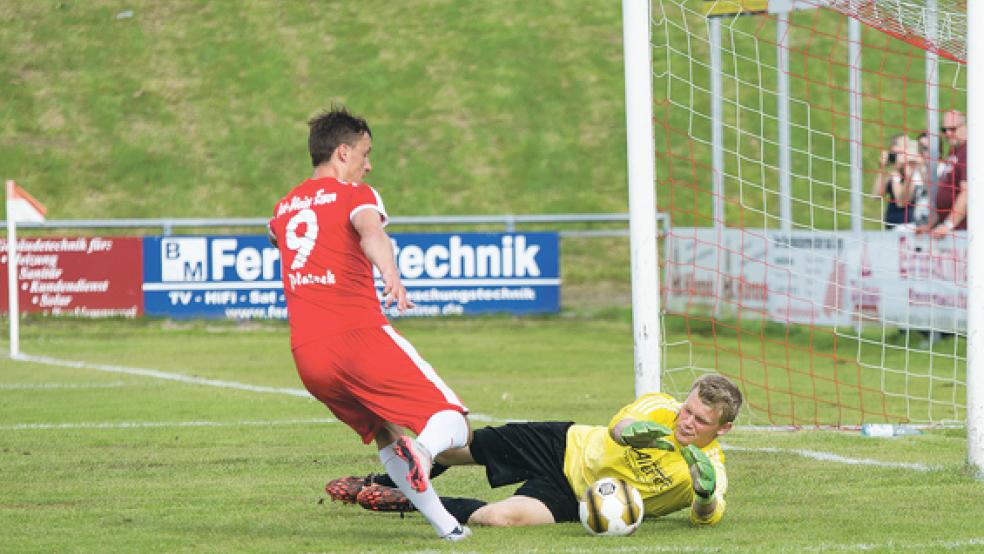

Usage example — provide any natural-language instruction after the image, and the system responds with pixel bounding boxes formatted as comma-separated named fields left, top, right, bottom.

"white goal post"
left=622, top=0, right=981, bottom=476
left=623, top=0, right=663, bottom=397
left=966, top=0, right=983, bottom=478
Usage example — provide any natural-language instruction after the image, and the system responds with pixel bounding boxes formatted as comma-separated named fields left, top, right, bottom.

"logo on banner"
left=161, top=238, right=207, bottom=282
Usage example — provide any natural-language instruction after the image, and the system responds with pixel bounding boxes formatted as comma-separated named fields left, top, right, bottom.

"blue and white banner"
left=142, top=235, right=285, bottom=320
left=142, top=232, right=560, bottom=320
left=385, top=232, right=560, bottom=318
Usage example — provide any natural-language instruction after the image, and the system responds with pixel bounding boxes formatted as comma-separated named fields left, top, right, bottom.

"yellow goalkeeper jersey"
left=563, top=392, right=728, bottom=525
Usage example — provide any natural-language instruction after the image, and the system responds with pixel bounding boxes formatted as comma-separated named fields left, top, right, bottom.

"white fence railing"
left=1, top=213, right=669, bottom=238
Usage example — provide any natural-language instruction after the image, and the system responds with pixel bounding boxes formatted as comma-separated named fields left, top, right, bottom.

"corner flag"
left=6, top=180, right=47, bottom=223
left=6, top=180, right=47, bottom=358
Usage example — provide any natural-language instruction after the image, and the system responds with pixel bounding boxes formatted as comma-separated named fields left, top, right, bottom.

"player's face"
left=674, top=389, right=732, bottom=448
left=340, top=133, right=373, bottom=182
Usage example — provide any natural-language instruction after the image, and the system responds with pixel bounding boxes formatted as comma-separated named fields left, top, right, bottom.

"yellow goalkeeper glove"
left=620, top=420, right=675, bottom=451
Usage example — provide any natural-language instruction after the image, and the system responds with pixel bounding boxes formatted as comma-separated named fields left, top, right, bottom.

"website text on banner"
left=141, top=232, right=560, bottom=320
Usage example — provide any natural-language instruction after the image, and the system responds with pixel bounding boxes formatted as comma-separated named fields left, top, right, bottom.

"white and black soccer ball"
left=579, top=477, right=644, bottom=536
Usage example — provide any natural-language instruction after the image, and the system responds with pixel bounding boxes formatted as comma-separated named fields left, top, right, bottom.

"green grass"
left=0, top=0, right=629, bottom=220
left=0, top=4, right=978, bottom=550
left=1, top=315, right=982, bottom=552
left=3, top=2, right=967, bottom=243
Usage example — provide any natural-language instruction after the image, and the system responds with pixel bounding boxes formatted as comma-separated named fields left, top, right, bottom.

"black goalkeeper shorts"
left=469, top=421, right=580, bottom=523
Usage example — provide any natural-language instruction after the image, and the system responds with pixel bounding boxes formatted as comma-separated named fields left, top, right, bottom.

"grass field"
left=2, top=1, right=980, bottom=552
left=2, top=314, right=982, bottom=553
left=2, top=1, right=966, bottom=231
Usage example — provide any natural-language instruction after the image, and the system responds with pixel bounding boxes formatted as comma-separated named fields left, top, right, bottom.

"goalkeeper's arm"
left=681, top=444, right=722, bottom=523
left=609, top=418, right=675, bottom=451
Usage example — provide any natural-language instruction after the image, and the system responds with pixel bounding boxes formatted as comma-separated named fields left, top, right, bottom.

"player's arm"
left=608, top=394, right=678, bottom=450
left=351, top=209, right=414, bottom=312
left=609, top=418, right=674, bottom=450
left=681, top=445, right=725, bottom=525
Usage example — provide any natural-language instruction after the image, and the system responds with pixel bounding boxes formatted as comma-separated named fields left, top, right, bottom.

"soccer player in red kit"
left=268, top=107, right=472, bottom=541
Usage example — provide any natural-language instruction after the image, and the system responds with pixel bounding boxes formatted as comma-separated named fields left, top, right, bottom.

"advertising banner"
left=142, top=232, right=560, bottom=320
left=0, top=236, right=143, bottom=317
left=142, top=235, right=285, bottom=320
left=665, top=228, right=967, bottom=331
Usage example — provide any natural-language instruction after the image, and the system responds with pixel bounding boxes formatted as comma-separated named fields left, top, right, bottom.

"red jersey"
left=269, top=177, right=388, bottom=348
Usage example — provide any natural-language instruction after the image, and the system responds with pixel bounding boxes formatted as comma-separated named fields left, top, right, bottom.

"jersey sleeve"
left=690, top=496, right=726, bottom=525
left=348, top=184, right=389, bottom=227
left=607, top=392, right=680, bottom=431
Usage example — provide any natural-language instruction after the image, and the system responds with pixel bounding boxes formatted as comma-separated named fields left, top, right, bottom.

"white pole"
left=709, top=17, right=728, bottom=320
left=777, top=11, right=792, bottom=232
left=5, top=180, right=20, bottom=359
left=848, top=18, right=863, bottom=235
left=926, top=0, right=940, bottom=210
left=622, top=0, right=662, bottom=396
left=709, top=18, right=725, bottom=229
left=966, top=0, right=984, bottom=478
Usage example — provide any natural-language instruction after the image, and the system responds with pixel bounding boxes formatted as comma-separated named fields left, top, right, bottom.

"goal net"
left=651, top=0, right=968, bottom=427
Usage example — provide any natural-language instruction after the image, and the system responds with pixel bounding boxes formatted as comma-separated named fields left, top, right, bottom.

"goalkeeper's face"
left=674, top=389, right=733, bottom=448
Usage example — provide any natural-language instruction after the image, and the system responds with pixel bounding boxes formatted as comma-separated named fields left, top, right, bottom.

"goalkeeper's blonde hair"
left=691, top=374, right=743, bottom=424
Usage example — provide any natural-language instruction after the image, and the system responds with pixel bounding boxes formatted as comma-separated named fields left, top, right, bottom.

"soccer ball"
left=579, top=477, right=644, bottom=536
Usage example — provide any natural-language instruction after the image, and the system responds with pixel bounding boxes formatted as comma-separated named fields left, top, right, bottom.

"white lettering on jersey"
left=285, top=208, right=319, bottom=270
left=276, top=189, right=337, bottom=217
left=287, top=269, right=336, bottom=290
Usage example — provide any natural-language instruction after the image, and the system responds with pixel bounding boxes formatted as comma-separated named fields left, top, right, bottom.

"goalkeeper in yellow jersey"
left=328, top=374, right=742, bottom=528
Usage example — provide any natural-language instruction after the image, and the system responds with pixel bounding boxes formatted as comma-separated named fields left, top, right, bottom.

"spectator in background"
left=918, top=110, right=967, bottom=237
left=917, top=130, right=946, bottom=183
left=901, top=136, right=930, bottom=230
left=912, top=130, right=945, bottom=230
left=872, top=135, right=924, bottom=230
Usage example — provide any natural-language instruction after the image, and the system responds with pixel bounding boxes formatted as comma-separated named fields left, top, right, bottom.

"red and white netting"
left=652, top=0, right=967, bottom=427
left=822, top=0, right=966, bottom=62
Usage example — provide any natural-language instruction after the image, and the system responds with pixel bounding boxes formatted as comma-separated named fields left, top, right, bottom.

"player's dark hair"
left=691, top=374, right=743, bottom=424
left=307, top=106, right=372, bottom=167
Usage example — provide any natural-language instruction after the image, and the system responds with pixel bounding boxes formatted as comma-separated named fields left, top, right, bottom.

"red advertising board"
left=0, top=236, right=143, bottom=317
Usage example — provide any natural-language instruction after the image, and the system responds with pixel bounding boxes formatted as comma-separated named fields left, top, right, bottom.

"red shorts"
left=292, top=325, right=468, bottom=444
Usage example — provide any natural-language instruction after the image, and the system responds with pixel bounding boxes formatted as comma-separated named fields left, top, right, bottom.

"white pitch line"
left=5, top=353, right=950, bottom=474
left=14, top=353, right=313, bottom=398
left=11, top=352, right=512, bottom=422
left=0, top=381, right=129, bottom=389
left=722, top=444, right=943, bottom=472
left=0, top=418, right=337, bottom=431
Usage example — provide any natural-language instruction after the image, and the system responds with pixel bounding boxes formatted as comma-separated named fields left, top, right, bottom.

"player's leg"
left=440, top=422, right=582, bottom=526
left=444, top=475, right=578, bottom=527
left=294, top=339, right=467, bottom=540
left=468, top=496, right=556, bottom=527
left=374, top=325, right=471, bottom=461
left=348, top=326, right=472, bottom=539
left=377, top=438, right=467, bottom=539
left=434, top=443, right=478, bottom=466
